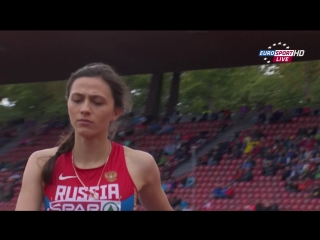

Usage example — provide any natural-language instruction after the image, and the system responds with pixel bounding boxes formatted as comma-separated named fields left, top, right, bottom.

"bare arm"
left=15, top=151, right=47, bottom=210
left=138, top=153, right=173, bottom=211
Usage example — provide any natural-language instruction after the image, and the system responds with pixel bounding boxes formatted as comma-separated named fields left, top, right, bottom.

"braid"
left=42, top=130, right=75, bottom=185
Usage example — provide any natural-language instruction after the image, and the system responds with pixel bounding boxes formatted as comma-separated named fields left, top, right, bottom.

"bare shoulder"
left=123, top=146, right=172, bottom=210
left=16, top=146, right=59, bottom=210
left=123, top=146, right=156, bottom=170
left=28, top=147, right=59, bottom=168
left=123, top=146, right=159, bottom=190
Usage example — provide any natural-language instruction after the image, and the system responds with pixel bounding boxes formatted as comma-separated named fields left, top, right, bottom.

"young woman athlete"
left=15, top=63, right=173, bottom=211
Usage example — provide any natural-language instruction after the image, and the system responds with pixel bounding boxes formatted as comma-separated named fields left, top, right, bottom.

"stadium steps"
left=172, top=114, right=255, bottom=177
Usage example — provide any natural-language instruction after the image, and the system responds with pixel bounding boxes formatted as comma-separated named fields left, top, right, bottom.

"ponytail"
left=41, top=130, right=75, bottom=185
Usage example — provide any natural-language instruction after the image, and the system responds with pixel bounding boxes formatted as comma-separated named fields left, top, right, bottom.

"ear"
left=112, top=108, right=123, bottom=122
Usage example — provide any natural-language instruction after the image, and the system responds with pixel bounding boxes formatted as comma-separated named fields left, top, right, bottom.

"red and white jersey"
left=43, top=141, right=138, bottom=211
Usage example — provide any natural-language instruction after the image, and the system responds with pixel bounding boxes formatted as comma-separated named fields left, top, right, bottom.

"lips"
left=78, top=119, right=93, bottom=123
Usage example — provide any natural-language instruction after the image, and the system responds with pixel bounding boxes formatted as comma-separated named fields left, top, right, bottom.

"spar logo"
left=48, top=200, right=121, bottom=211
left=102, top=202, right=120, bottom=211
left=258, top=42, right=305, bottom=64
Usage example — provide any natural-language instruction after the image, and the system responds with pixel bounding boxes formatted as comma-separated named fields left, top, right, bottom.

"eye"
left=72, top=99, right=82, bottom=103
left=94, top=102, right=103, bottom=106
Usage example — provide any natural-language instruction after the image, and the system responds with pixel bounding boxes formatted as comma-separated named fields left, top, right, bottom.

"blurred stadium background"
left=1, top=31, right=320, bottom=211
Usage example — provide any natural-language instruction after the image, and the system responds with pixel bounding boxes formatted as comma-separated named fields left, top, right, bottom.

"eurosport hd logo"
left=258, top=42, right=305, bottom=64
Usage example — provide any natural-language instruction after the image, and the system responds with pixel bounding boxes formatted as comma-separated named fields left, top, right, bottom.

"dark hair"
left=41, top=63, right=132, bottom=185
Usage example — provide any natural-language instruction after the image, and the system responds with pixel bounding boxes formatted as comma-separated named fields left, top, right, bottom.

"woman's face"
left=67, top=77, right=121, bottom=138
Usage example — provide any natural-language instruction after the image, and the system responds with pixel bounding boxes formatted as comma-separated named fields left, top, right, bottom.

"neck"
left=72, top=133, right=111, bottom=169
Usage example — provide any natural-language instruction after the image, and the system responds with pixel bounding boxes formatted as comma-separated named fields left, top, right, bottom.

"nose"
left=80, top=100, right=91, bottom=115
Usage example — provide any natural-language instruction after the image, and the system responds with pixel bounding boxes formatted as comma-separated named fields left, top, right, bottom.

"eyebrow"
left=71, top=93, right=106, bottom=98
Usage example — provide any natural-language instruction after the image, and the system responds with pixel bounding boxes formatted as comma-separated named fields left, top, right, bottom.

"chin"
left=75, top=128, right=99, bottom=138
left=75, top=127, right=108, bottom=139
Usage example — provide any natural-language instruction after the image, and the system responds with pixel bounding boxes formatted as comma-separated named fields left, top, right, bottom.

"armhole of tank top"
left=41, top=153, right=61, bottom=210
left=118, top=143, right=139, bottom=209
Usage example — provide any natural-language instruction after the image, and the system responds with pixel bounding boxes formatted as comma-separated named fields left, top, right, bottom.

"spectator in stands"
left=264, top=149, right=276, bottom=161
left=207, top=149, right=222, bottom=165
left=199, top=155, right=208, bottom=165
left=173, top=205, right=182, bottom=211
left=263, top=202, right=272, bottom=211
left=238, top=168, right=253, bottom=182
left=181, top=132, right=191, bottom=143
left=229, top=142, right=242, bottom=159
left=116, top=126, right=127, bottom=139
left=210, top=112, right=219, bottom=121
left=279, top=110, right=293, bottom=123
left=298, top=178, right=313, bottom=191
left=182, top=203, right=193, bottom=211
left=197, top=111, right=209, bottom=122
left=269, top=110, right=283, bottom=124
left=224, top=185, right=235, bottom=198
left=179, top=173, right=189, bottom=187
left=302, top=106, right=311, bottom=116
left=223, top=109, right=231, bottom=120
left=264, top=201, right=279, bottom=211
left=169, top=196, right=181, bottom=209
left=301, top=159, right=314, bottom=175
left=178, top=198, right=187, bottom=209
left=161, top=159, right=177, bottom=179
left=310, top=153, right=320, bottom=163
left=163, top=142, right=177, bottom=155
left=161, top=179, right=174, bottom=194
left=242, top=157, right=255, bottom=170
left=287, top=166, right=300, bottom=181
left=134, top=123, right=146, bottom=134
left=262, top=160, right=276, bottom=176
left=310, top=185, right=320, bottom=198
left=161, top=170, right=170, bottom=180
left=213, top=186, right=224, bottom=198
left=202, top=199, right=212, bottom=210
left=233, top=166, right=244, bottom=181
left=213, top=183, right=234, bottom=198
left=147, top=121, right=160, bottom=134
left=174, top=133, right=181, bottom=141
left=314, top=126, right=320, bottom=141
left=258, top=111, right=266, bottom=124
left=282, top=166, right=292, bottom=181
left=302, top=137, right=316, bottom=151
left=255, top=202, right=264, bottom=211
left=297, top=128, right=307, bottom=137
left=285, top=179, right=299, bottom=192
left=218, top=141, right=230, bottom=155
left=276, top=152, right=289, bottom=169
left=170, top=108, right=181, bottom=124
left=7, top=173, right=21, bottom=182
left=161, top=181, right=167, bottom=192
left=194, top=132, right=208, bottom=147
left=0, top=183, right=14, bottom=202
left=244, top=200, right=256, bottom=211
left=0, top=162, right=9, bottom=172
left=158, top=153, right=169, bottom=166
left=19, top=138, right=31, bottom=146
left=243, top=137, right=259, bottom=154
left=270, top=203, right=279, bottom=211
left=185, top=174, right=195, bottom=188
left=314, top=166, right=320, bottom=179
left=157, top=123, right=174, bottom=135
left=251, top=141, right=262, bottom=156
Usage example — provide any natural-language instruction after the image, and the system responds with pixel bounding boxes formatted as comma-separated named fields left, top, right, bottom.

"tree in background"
left=1, top=60, right=320, bottom=124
